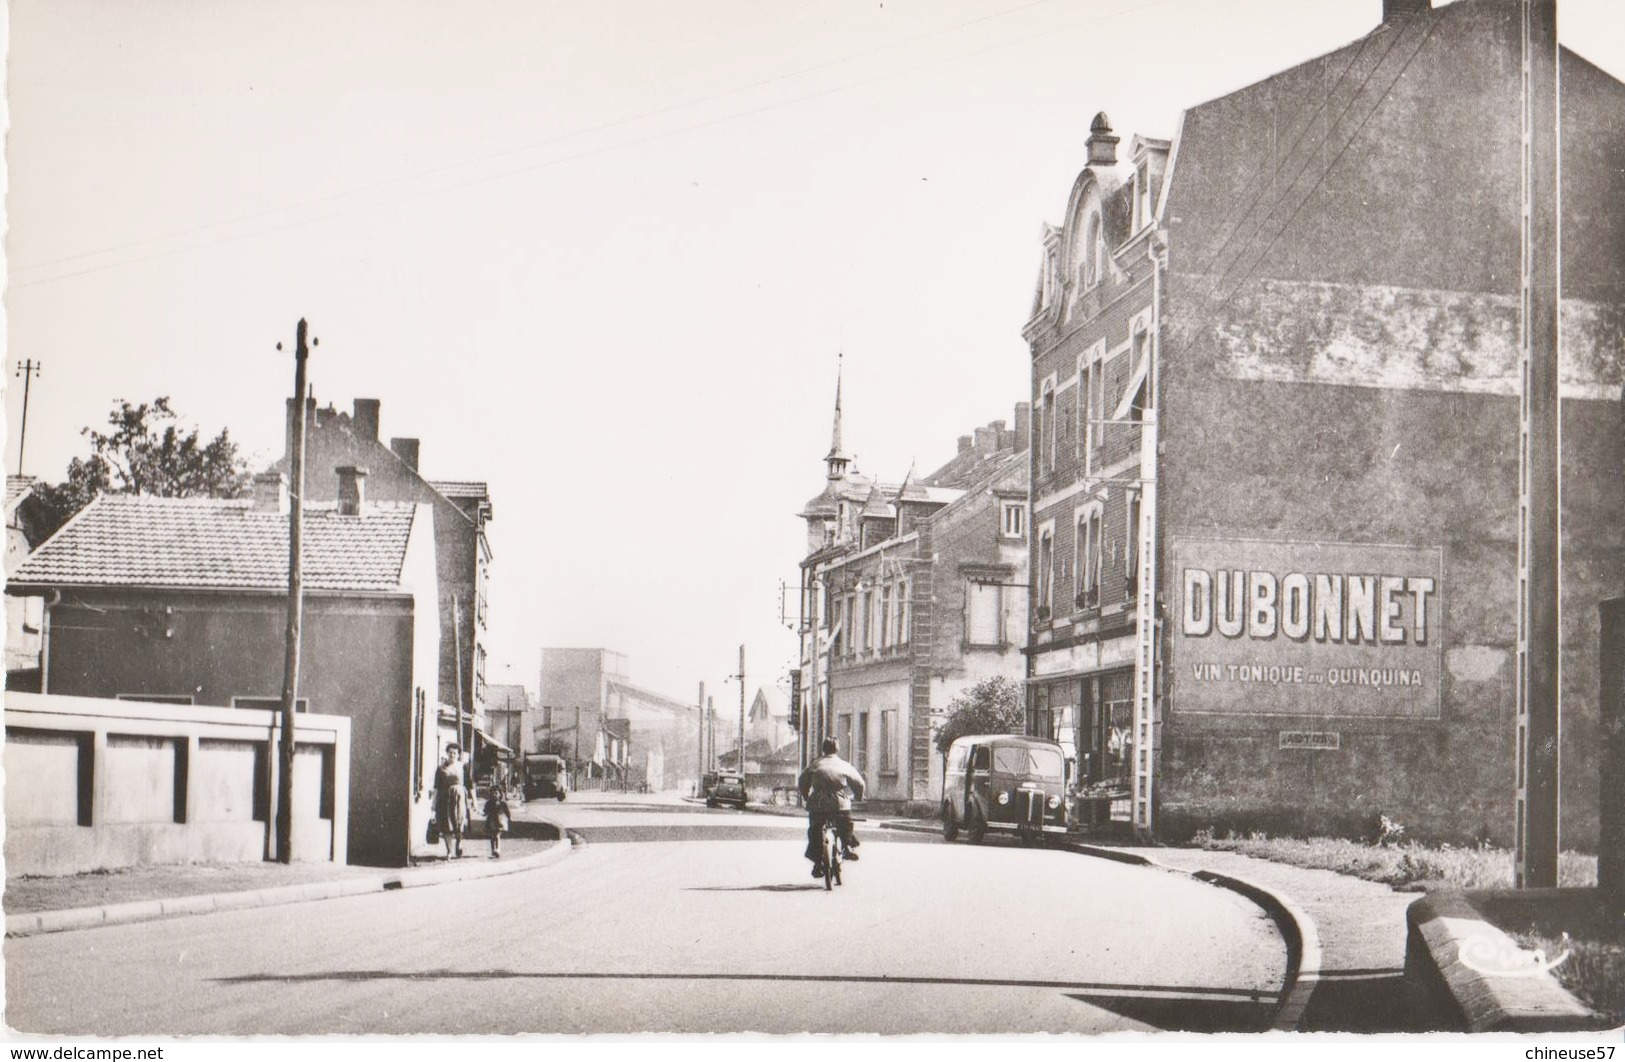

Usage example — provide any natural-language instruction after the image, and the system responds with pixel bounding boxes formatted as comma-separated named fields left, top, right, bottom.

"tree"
left=32, top=397, right=252, bottom=538
left=934, top=675, right=1026, bottom=757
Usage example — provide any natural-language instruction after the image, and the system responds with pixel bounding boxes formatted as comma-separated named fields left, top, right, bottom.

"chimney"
left=390, top=437, right=420, bottom=472
left=252, top=471, right=288, bottom=515
left=1014, top=402, right=1031, bottom=453
left=1382, top=0, right=1429, bottom=21
left=958, top=435, right=973, bottom=455
left=973, top=425, right=998, bottom=456
left=336, top=466, right=369, bottom=516
left=353, top=399, right=381, bottom=441
left=1087, top=112, right=1119, bottom=167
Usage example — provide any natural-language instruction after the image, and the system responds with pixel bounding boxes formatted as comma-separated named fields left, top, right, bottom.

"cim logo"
left=1458, top=932, right=1570, bottom=979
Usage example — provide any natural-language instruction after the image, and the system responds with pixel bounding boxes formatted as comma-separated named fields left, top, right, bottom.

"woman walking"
left=434, top=743, right=470, bottom=859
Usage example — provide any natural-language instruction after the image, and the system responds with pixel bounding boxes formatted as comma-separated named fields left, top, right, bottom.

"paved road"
left=6, top=794, right=1287, bottom=1035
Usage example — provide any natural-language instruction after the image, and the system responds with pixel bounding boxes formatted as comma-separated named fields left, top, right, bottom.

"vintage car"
left=522, top=753, right=569, bottom=801
left=941, top=733, right=1068, bottom=844
left=706, top=771, right=749, bottom=809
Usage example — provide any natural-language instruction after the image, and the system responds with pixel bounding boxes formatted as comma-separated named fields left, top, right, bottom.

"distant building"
left=484, top=683, right=530, bottom=759
left=747, top=686, right=791, bottom=752
left=1022, top=0, right=1625, bottom=842
left=538, top=648, right=696, bottom=791
left=275, top=397, right=493, bottom=745
left=6, top=472, right=443, bottom=866
left=796, top=377, right=1031, bottom=809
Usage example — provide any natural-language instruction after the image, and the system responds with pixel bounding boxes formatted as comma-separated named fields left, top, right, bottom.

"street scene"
left=6, top=0, right=1625, bottom=1046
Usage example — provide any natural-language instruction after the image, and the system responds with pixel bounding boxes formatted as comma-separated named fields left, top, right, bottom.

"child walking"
left=485, top=779, right=512, bottom=858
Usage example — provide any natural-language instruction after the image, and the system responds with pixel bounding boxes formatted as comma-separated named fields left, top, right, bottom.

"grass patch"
left=1188, top=829, right=1597, bottom=891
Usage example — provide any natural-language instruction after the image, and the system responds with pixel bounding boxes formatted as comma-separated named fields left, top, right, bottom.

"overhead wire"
left=1204, top=14, right=1444, bottom=312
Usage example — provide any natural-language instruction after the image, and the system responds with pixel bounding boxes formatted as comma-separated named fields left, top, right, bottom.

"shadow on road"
left=685, top=883, right=829, bottom=892
left=1299, top=969, right=1420, bottom=1033
left=1067, top=993, right=1275, bottom=1033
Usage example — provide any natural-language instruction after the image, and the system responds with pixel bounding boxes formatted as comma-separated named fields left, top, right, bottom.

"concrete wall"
left=5, top=691, right=349, bottom=876
left=41, top=590, right=429, bottom=866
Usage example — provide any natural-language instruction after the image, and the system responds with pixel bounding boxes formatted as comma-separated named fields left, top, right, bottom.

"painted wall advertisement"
left=1170, top=537, right=1443, bottom=719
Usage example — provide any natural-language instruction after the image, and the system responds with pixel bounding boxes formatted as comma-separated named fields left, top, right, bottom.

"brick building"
left=797, top=378, right=1031, bottom=809
left=1024, top=0, right=1625, bottom=844
left=275, top=397, right=494, bottom=743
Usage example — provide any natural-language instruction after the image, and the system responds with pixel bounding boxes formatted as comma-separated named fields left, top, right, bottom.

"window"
left=1037, top=528, right=1054, bottom=621
left=1125, top=492, right=1142, bottom=599
left=116, top=694, right=194, bottom=705
left=880, top=583, right=892, bottom=650
left=1041, top=386, right=1057, bottom=474
left=881, top=710, right=897, bottom=771
left=1077, top=506, right=1102, bottom=610
left=897, top=578, right=911, bottom=645
left=857, top=711, right=869, bottom=774
left=858, top=590, right=872, bottom=655
left=1001, top=501, right=1025, bottom=539
left=844, top=595, right=856, bottom=658
left=1082, top=210, right=1103, bottom=289
left=965, top=579, right=1002, bottom=647
left=1136, top=160, right=1153, bottom=231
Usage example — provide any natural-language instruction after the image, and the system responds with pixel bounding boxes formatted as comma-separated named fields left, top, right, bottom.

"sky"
left=7, top=0, right=1625, bottom=705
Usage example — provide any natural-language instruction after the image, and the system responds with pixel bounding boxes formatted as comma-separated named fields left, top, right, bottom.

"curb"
left=1405, top=890, right=1600, bottom=1032
left=879, top=820, right=1320, bottom=1030
left=6, top=835, right=573, bottom=939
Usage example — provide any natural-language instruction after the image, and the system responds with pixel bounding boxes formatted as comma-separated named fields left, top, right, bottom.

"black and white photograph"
left=4, top=0, right=1625, bottom=1047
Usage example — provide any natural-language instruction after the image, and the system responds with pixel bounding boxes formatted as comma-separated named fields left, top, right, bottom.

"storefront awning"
left=474, top=729, right=513, bottom=756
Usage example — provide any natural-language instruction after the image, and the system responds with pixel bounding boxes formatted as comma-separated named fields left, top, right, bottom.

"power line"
left=1206, top=15, right=1443, bottom=312
left=1185, top=23, right=1389, bottom=290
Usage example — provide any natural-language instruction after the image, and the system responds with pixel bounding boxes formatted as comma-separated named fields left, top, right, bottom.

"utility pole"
left=453, top=596, right=467, bottom=786
left=696, top=680, right=706, bottom=796
left=14, top=360, right=41, bottom=477
left=1515, top=0, right=1561, bottom=890
left=737, top=645, right=747, bottom=776
left=707, top=696, right=715, bottom=772
left=574, top=705, right=582, bottom=791
left=276, top=320, right=313, bottom=864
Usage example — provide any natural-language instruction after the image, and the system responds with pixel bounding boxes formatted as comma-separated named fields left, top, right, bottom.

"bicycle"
left=818, top=816, right=843, bottom=891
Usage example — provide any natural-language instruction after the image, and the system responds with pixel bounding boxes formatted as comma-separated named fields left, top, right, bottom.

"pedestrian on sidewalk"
left=434, top=744, right=470, bottom=859
left=485, top=778, right=512, bottom=859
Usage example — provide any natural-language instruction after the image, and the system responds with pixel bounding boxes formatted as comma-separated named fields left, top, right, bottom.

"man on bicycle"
left=798, top=737, right=866, bottom=876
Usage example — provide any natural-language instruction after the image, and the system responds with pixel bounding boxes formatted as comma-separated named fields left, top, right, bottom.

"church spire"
left=825, top=354, right=850, bottom=481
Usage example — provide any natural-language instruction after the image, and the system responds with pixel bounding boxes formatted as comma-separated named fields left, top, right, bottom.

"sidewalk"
left=5, top=828, right=569, bottom=937
left=878, top=818, right=1420, bottom=1033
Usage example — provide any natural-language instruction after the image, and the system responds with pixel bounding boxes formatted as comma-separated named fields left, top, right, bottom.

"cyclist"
left=798, top=737, right=866, bottom=877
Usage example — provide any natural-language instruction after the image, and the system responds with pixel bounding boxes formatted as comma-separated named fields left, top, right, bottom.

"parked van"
left=941, top=734, right=1068, bottom=844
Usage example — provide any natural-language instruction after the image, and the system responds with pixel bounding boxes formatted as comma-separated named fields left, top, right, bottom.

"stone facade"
left=797, top=383, right=1031, bottom=810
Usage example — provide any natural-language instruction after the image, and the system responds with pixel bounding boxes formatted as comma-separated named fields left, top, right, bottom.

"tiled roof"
left=428, top=480, right=490, bottom=500
left=7, top=476, right=37, bottom=512
left=10, top=494, right=422, bottom=593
